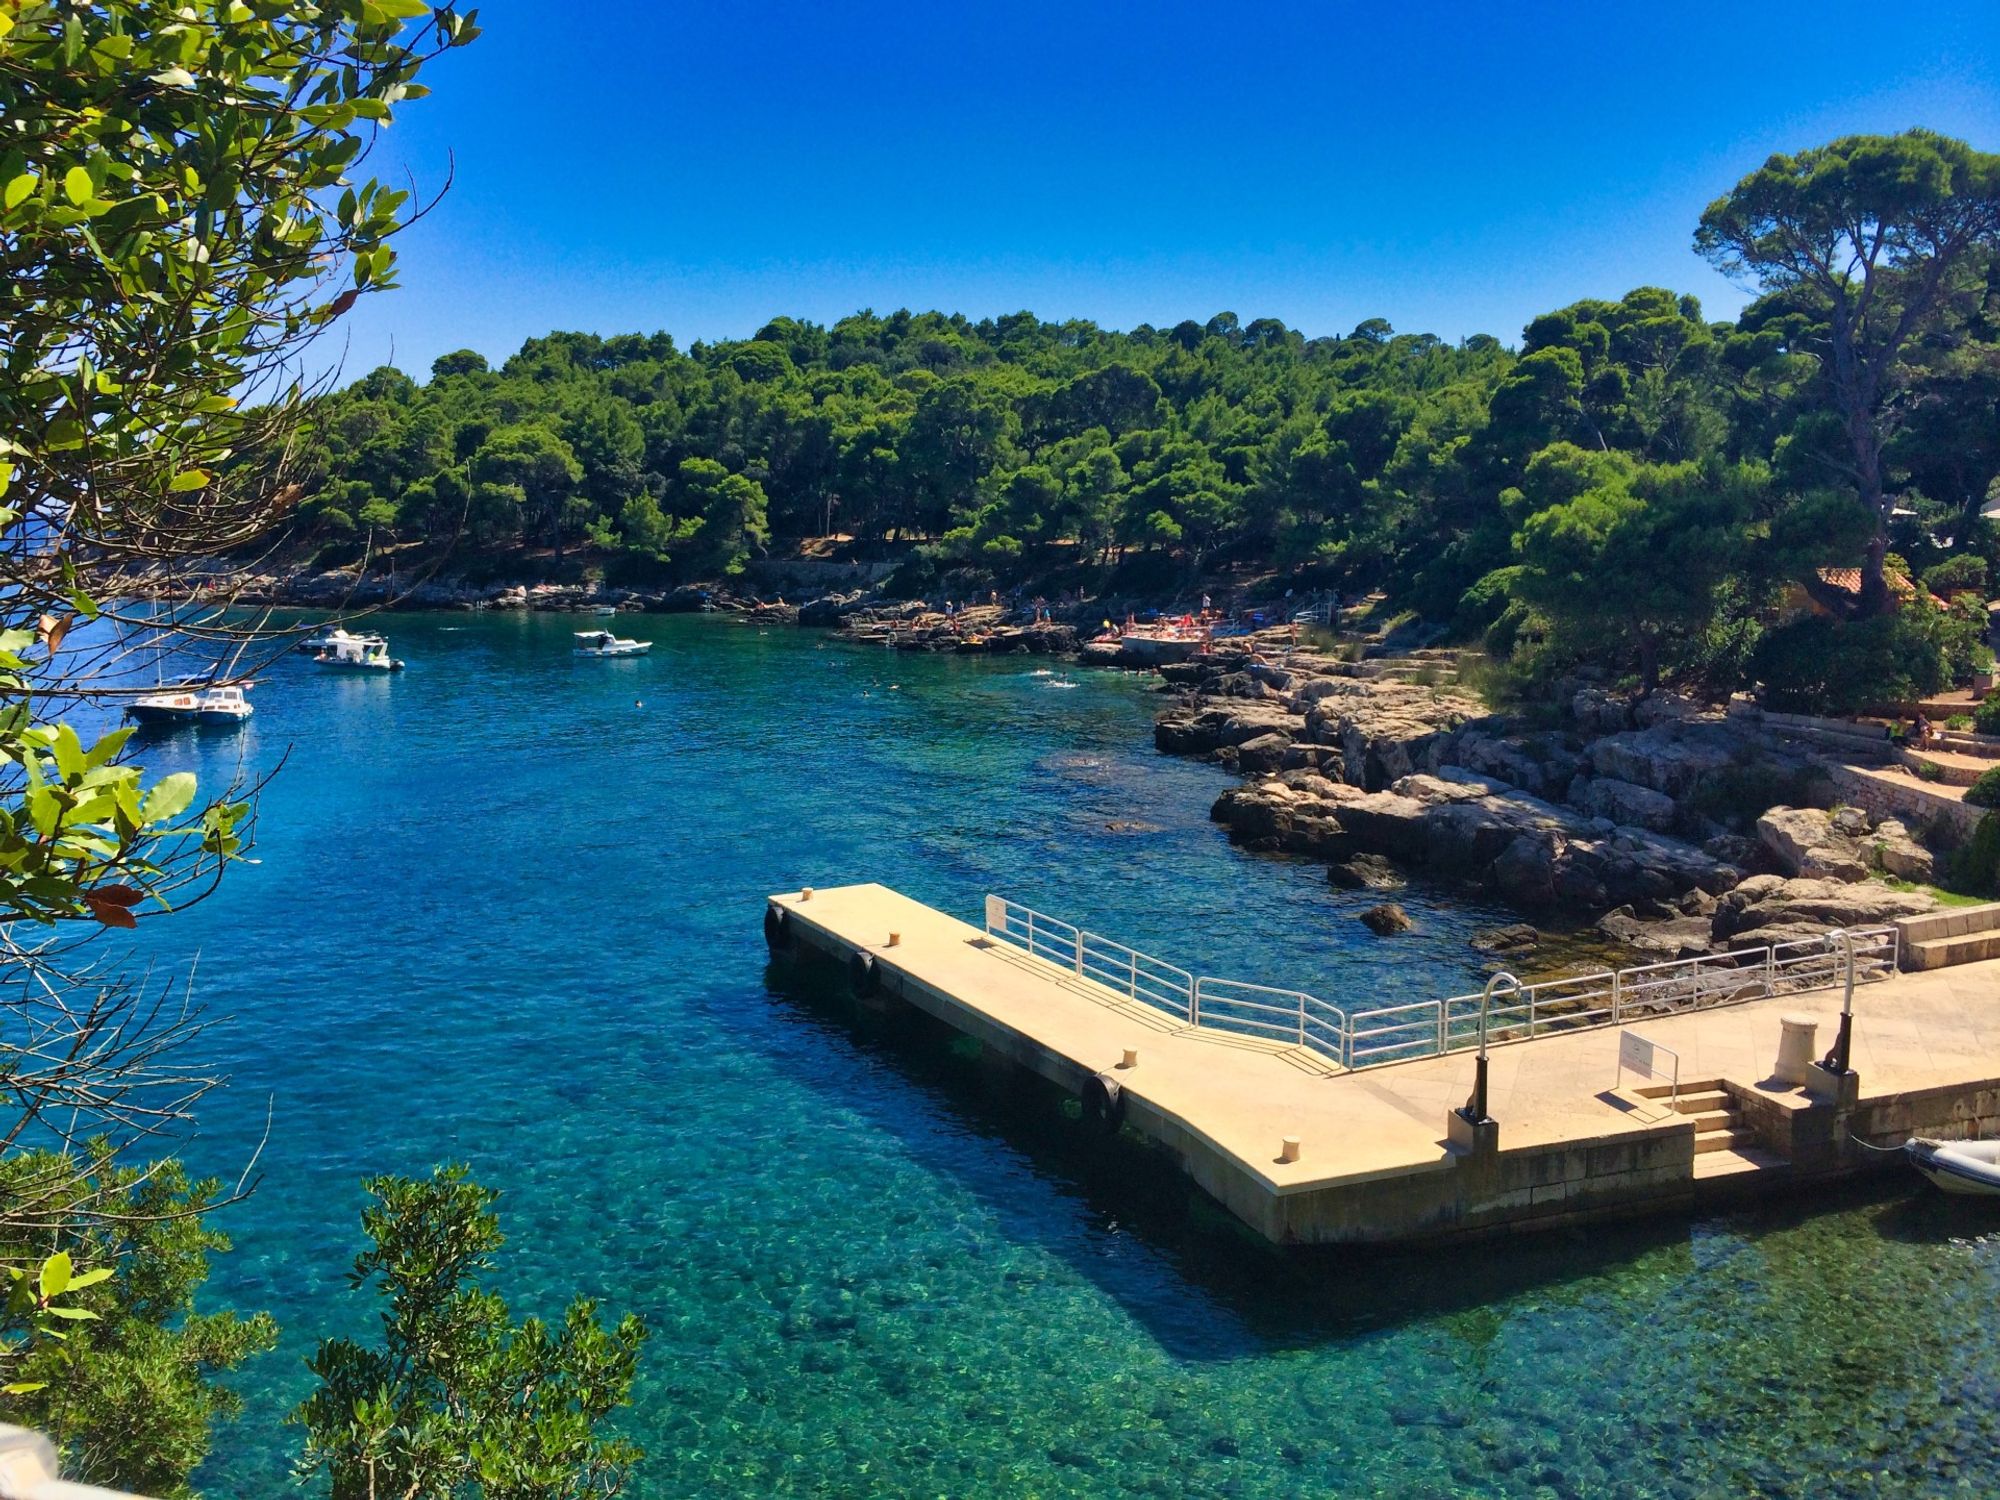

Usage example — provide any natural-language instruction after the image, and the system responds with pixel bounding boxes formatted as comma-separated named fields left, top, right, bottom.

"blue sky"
left=329, top=0, right=2000, bottom=382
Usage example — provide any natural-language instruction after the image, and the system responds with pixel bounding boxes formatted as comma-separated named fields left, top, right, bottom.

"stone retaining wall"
left=1825, top=764, right=1985, bottom=845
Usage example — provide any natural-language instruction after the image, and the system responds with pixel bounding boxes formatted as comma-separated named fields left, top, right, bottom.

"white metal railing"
left=979, top=896, right=1899, bottom=1075
left=1192, top=977, right=1349, bottom=1065
left=983, top=895, right=1194, bottom=1023
left=1346, top=924, right=1899, bottom=1069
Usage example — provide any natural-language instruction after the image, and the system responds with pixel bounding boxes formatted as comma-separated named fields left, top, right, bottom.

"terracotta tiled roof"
left=1814, top=566, right=1919, bottom=599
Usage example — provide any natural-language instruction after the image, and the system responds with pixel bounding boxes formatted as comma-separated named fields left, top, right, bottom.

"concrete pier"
left=767, top=884, right=2000, bottom=1244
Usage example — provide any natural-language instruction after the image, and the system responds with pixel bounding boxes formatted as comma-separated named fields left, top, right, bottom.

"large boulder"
left=1570, top=775, right=1678, bottom=834
left=1867, top=819, right=1936, bottom=882
left=1756, top=806, right=1838, bottom=877
left=1714, top=876, right=1936, bottom=941
left=1586, top=724, right=1739, bottom=799
left=1235, top=732, right=1292, bottom=774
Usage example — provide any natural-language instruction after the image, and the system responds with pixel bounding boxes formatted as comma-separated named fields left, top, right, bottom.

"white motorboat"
left=124, top=682, right=253, bottom=727
left=313, top=630, right=404, bottom=672
left=592, top=603, right=620, bottom=617
left=1905, top=1136, right=2000, bottom=1195
left=574, top=630, right=651, bottom=658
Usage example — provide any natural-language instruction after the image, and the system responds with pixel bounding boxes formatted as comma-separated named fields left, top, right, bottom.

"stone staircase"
left=1895, top=904, right=2000, bottom=970
left=1637, top=1080, right=1788, bottom=1180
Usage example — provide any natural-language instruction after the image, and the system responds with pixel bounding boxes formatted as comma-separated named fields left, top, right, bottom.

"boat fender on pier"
left=763, top=905, right=791, bottom=952
left=1080, top=1071, right=1126, bottom=1135
left=848, top=949, right=880, bottom=997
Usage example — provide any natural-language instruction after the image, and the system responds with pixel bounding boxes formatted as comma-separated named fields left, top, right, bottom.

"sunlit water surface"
left=96, top=613, right=2000, bottom=1497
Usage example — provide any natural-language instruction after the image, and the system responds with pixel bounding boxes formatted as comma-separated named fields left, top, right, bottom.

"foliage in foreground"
left=0, top=1152, right=277, bottom=1499
left=0, top=0, right=474, bottom=1490
left=294, top=1166, right=648, bottom=1500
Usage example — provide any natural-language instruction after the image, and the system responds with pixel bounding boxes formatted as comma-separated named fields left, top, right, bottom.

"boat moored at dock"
left=1904, top=1136, right=2000, bottom=1194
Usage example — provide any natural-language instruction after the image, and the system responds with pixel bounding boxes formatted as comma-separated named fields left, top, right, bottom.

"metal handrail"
left=982, top=897, right=1898, bottom=1077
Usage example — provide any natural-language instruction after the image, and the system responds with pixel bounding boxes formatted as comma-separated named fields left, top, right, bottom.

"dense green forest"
left=301, top=129, right=2000, bottom=706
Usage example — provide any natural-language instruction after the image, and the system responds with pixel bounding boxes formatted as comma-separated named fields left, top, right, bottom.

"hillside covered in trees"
left=298, top=130, right=2000, bottom=708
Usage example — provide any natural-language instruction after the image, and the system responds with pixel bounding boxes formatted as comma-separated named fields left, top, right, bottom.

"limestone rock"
left=1470, top=923, right=1539, bottom=954
left=1714, top=876, right=1937, bottom=941
left=1328, top=854, right=1406, bottom=890
left=1866, top=819, right=1936, bottom=882
left=1570, top=775, right=1678, bottom=834
left=1360, top=903, right=1413, bottom=935
left=1597, top=911, right=1715, bottom=959
left=1756, top=806, right=1836, bottom=876
left=1235, top=732, right=1292, bottom=774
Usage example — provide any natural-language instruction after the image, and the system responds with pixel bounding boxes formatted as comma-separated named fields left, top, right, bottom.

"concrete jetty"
left=766, top=883, right=2000, bottom=1244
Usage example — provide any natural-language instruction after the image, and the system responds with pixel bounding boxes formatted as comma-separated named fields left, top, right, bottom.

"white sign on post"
left=1616, top=1029, right=1680, bottom=1109
left=984, top=894, right=1006, bottom=935
left=1619, top=1030, right=1657, bottom=1080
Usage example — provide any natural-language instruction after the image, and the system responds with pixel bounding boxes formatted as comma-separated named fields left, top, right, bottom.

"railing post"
left=1191, top=978, right=1201, bottom=1026
left=1128, top=950, right=1136, bottom=1000
left=1764, top=942, right=1775, bottom=996
left=1611, top=969, right=1622, bottom=1024
left=1074, top=931, right=1084, bottom=976
left=1298, top=992, right=1306, bottom=1046
left=1436, top=1000, right=1447, bottom=1056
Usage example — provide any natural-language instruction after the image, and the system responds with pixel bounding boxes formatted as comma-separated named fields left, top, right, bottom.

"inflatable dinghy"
left=1905, top=1137, right=2000, bottom=1196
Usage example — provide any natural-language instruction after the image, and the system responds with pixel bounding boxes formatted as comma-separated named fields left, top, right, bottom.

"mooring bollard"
left=886, top=931, right=901, bottom=948
left=1279, top=1137, right=1301, bottom=1163
left=1119, top=1047, right=1139, bottom=1069
left=800, top=887, right=813, bottom=901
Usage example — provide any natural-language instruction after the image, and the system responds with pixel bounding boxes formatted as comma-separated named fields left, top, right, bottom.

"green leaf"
left=39, top=1251, right=72, bottom=1298
left=169, top=469, right=210, bottom=492
left=145, top=772, right=198, bottom=823
left=3, top=173, right=36, bottom=211
left=63, top=166, right=92, bottom=207
left=66, top=1267, right=114, bottom=1292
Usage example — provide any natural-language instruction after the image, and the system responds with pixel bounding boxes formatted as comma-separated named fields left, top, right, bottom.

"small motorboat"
left=1905, top=1136, right=2000, bottom=1195
left=574, top=630, right=651, bottom=658
left=592, top=603, right=620, bottom=618
left=312, top=629, right=405, bottom=672
left=125, top=682, right=253, bottom=727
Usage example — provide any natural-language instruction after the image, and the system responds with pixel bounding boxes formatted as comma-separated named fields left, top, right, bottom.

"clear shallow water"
left=94, top=613, right=2000, bottom=1497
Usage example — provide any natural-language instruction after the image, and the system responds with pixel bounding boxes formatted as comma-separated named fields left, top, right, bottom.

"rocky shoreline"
left=1149, top=645, right=1943, bottom=959
left=199, top=564, right=1951, bottom=960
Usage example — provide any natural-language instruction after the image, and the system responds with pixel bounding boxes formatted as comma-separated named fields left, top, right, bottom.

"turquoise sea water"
left=103, top=613, right=2000, bottom=1497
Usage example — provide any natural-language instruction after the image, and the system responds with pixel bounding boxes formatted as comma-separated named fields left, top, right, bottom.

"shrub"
left=1976, top=692, right=2000, bottom=736
left=1966, top=767, right=2000, bottom=809
left=1948, top=810, right=2000, bottom=896
left=1924, top=553, right=1990, bottom=597
left=1753, top=597, right=1989, bottom=713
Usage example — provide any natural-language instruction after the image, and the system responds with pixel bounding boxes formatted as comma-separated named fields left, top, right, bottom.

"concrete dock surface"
left=768, top=883, right=2000, bottom=1242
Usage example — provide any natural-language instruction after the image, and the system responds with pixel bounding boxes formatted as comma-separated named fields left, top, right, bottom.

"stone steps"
left=1642, top=1080, right=1760, bottom=1156
left=1696, top=1126, right=1759, bottom=1154
left=1896, top=903, right=2000, bottom=971
left=1693, top=1145, right=1791, bottom=1180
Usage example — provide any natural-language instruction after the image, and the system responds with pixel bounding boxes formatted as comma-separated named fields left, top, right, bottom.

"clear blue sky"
left=330, top=0, right=2000, bottom=383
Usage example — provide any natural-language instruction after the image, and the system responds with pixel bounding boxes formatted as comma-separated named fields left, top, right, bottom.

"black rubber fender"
left=763, top=905, right=791, bottom=952
left=848, top=949, right=880, bottom=997
left=1080, top=1071, right=1125, bottom=1135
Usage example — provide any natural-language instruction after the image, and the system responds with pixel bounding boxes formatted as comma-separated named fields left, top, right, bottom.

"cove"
left=109, top=612, right=2000, bottom=1497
